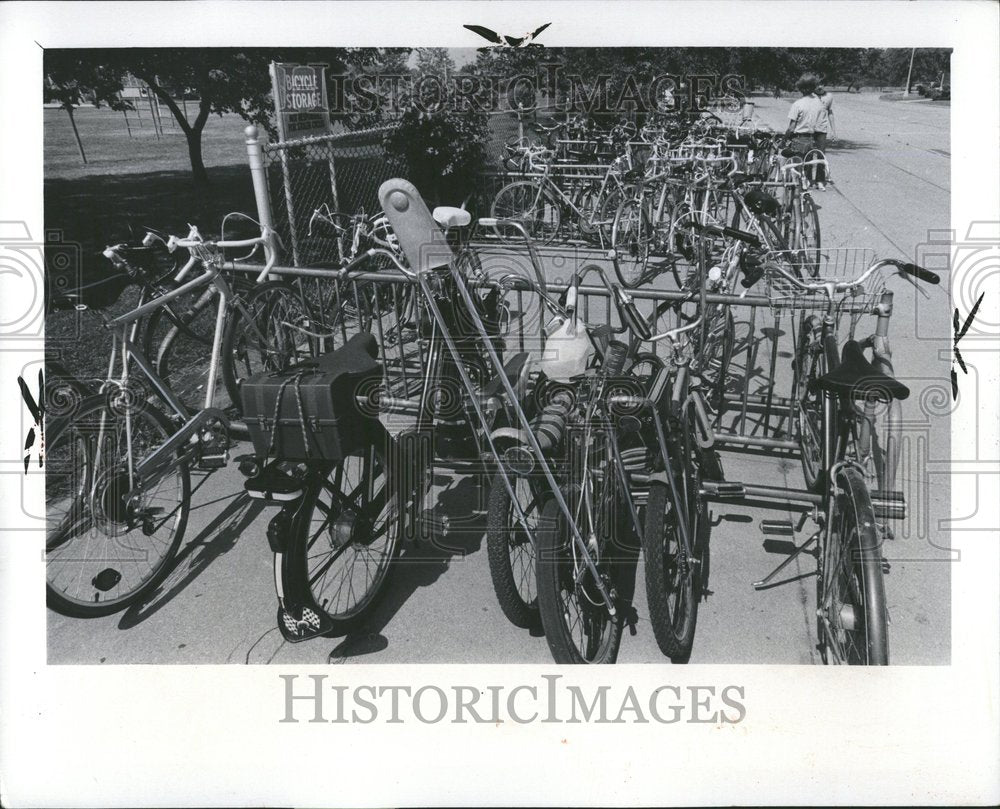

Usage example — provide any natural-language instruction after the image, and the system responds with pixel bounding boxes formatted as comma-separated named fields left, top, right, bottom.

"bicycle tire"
left=485, top=474, right=541, bottom=629
left=818, top=467, right=888, bottom=665
left=789, top=192, right=822, bottom=277
left=611, top=197, right=653, bottom=288
left=643, top=409, right=710, bottom=663
left=45, top=395, right=189, bottom=617
left=282, top=423, right=401, bottom=635
left=795, top=325, right=826, bottom=492
left=490, top=181, right=561, bottom=246
left=535, top=497, right=624, bottom=664
left=144, top=289, right=228, bottom=412
left=221, top=281, right=316, bottom=416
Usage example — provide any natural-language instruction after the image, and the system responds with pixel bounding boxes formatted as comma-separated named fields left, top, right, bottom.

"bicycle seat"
left=317, top=332, right=379, bottom=375
left=432, top=206, right=472, bottom=230
left=744, top=188, right=781, bottom=217
left=812, top=340, right=910, bottom=401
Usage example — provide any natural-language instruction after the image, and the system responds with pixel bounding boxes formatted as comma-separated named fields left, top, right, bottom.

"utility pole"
left=904, top=48, right=916, bottom=95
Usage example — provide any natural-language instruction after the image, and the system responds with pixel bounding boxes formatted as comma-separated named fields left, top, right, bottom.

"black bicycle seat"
left=744, top=188, right=782, bottom=217
left=318, top=332, right=379, bottom=375
left=812, top=340, right=910, bottom=401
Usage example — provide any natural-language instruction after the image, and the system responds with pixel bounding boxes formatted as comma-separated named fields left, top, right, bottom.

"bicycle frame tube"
left=435, top=261, right=618, bottom=616
left=865, top=289, right=900, bottom=491
left=108, top=266, right=220, bottom=328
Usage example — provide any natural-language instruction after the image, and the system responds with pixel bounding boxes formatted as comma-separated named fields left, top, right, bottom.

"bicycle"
left=490, top=147, right=633, bottom=246
left=238, top=186, right=528, bottom=641
left=222, top=204, right=416, bottom=413
left=45, top=222, right=276, bottom=617
left=531, top=251, right=723, bottom=663
left=758, top=246, right=939, bottom=663
left=109, top=219, right=261, bottom=412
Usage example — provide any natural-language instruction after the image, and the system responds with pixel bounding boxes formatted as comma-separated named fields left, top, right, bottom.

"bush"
left=383, top=95, right=488, bottom=208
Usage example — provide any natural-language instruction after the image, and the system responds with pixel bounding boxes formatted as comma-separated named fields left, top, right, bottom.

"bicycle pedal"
left=277, top=604, right=333, bottom=643
left=871, top=490, right=906, bottom=521
left=760, top=519, right=795, bottom=536
left=245, top=462, right=303, bottom=502
left=235, top=454, right=261, bottom=477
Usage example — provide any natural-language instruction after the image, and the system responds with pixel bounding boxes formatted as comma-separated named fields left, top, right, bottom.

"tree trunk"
left=185, top=130, right=209, bottom=186
left=65, top=105, right=87, bottom=164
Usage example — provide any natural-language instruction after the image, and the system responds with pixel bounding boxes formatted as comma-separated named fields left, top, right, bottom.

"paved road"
left=48, top=92, right=952, bottom=665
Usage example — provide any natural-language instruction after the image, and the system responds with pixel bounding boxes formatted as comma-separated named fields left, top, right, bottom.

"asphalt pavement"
left=47, top=92, right=952, bottom=665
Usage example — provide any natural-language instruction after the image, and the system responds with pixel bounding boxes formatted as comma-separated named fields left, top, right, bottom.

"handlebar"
left=764, top=255, right=939, bottom=296
left=477, top=218, right=553, bottom=305
left=156, top=221, right=278, bottom=283
left=338, top=246, right=415, bottom=280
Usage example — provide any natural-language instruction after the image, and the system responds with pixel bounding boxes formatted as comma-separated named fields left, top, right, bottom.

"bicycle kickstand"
left=752, top=532, right=819, bottom=590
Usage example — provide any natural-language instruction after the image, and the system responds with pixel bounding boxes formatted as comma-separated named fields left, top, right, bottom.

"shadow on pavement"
left=824, top=137, right=876, bottom=153
left=321, top=474, right=491, bottom=661
left=117, top=491, right=265, bottom=630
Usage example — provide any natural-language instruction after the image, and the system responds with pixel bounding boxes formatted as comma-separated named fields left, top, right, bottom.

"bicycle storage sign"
left=269, top=62, right=332, bottom=141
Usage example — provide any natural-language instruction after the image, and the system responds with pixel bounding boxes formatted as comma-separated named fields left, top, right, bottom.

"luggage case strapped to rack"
left=241, top=332, right=381, bottom=461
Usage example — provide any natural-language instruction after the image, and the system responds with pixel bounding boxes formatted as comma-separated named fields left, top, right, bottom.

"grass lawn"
left=45, top=106, right=262, bottom=384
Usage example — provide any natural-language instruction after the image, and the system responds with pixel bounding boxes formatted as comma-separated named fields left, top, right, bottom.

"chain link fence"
left=263, top=126, right=401, bottom=267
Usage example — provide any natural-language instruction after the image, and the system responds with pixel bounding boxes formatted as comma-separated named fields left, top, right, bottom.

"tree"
left=44, top=52, right=130, bottom=165
left=383, top=82, right=488, bottom=207
left=46, top=48, right=412, bottom=186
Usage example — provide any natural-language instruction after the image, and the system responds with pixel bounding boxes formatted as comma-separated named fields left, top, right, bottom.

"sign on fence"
left=269, top=62, right=332, bottom=141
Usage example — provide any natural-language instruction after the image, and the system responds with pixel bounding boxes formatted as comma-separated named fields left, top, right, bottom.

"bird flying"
left=464, top=22, right=551, bottom=47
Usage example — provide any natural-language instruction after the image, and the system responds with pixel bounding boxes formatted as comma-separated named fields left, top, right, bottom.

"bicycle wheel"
left=46, top=395, right=189, bottom=617
left=643, top=409, right=710, bottom=663
left=536, top=496, right=624, bottom=664
left=490, top=181, right=561, bottom=246
left=795, top=327, right=826, bottom=492
left=595, top=184, right=626, bottom=246
left=700, top=305, right=736, bottom=410
left=143, top=287, right=223, bottom=411
left=818, top=467, right=888, bottom=664
left=790, top=193, right=822, bottom=277
left=611, top=198, right=653, bottom=287
left=221, top=281, right=315, bottom=415
left=730, top=205, right=788, bottom=253
left=283, top=423, right=401, bottom=635
left=486, top=474, right=541, bottom=628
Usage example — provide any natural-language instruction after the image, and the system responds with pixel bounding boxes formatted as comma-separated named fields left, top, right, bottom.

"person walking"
left=784, top=73, right=828, bottom=190
left=816, top=84, right=836, bottom=140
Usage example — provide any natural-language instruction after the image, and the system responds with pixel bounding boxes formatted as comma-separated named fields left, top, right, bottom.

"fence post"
left=245, top=125, right=278, bottom=260
left=327, top=147, right=340, bottom=214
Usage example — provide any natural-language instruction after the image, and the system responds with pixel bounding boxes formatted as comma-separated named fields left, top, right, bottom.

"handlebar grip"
left=722, top=225, right=761, bottom=247
left=602, top=340, right=629, bottom=376
left=611, top=285, right=652, bottom=341
left=339, top=248, right=375, bottom=279
left=478, top=217, right=498, bottom=227
left=897, top=262, right=940, bottom=285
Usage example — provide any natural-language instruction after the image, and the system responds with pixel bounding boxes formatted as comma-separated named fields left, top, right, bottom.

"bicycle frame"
left=96, top=261, right=270, bottom=499
left=802, top=286, right=901, bottom=494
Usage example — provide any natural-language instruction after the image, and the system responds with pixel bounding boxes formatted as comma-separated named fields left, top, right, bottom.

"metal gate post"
left=245, top=125, right=279, bottom=261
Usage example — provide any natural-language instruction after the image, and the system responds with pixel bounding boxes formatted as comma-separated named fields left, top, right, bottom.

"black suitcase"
left=241, top=332, right=381, bottom=462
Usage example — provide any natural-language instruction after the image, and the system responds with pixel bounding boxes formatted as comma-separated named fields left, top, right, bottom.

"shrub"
left=383, top=92, right=488, bottom=208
